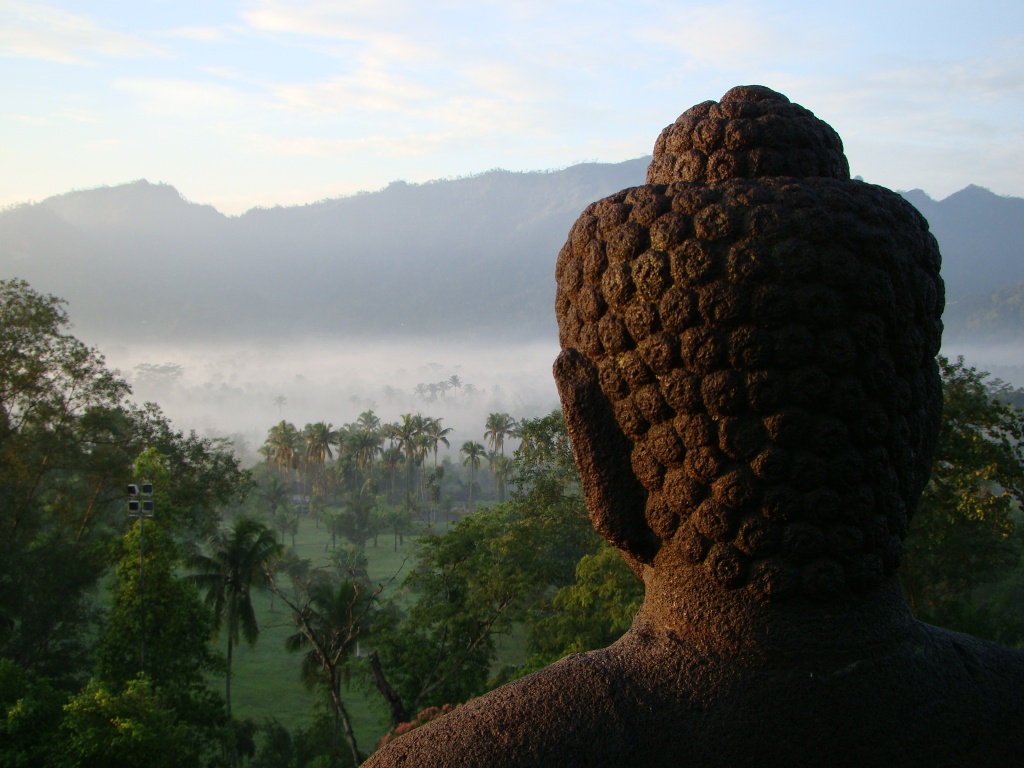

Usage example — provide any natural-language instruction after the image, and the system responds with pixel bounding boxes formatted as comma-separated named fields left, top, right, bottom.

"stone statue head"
left=554, top=85, right=944, bottom=602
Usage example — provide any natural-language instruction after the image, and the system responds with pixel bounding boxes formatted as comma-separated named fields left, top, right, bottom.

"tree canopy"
left=0, top=279, right=247, bottom=683
left=902, top=356, right=1024, bottom=643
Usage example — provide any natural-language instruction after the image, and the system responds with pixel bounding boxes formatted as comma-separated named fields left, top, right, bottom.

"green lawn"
left=219, top=516, right=420, bottom=751
left=218, top=513, right=532, bottom=755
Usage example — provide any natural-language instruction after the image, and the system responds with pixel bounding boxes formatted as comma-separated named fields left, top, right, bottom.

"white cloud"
left=242, top=1, right=438, bottom=64
left=115, top=77, right=259, bottom=118
left=0, top=0, right=166, bottom=63
left=269, top=69, right=439, bottom=115
left=165, top=26, right=228, bottom=43
left=633, top=2, right=805, bottom=71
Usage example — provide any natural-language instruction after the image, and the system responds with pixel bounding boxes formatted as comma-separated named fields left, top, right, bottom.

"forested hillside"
left=1, top=163, right=1021, bottom=347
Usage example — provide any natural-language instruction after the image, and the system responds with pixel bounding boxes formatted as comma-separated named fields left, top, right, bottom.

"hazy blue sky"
left=3, top=0, right=1022, bottom=214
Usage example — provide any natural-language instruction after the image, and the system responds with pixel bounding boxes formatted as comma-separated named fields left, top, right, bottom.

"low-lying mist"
left=940, top=341, right=1024, bottom=390
left=98, top=333, right=1024, bottom=469
left=101, top=337, right=563, bottom=466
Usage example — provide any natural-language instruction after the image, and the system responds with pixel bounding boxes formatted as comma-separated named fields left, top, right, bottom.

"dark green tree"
left=94, top=519, right=226, bottom=760
left=271, top=562, right=383, bottom=767
left=372, top=412, right=605, bottom=721
left=521, top=542, right=643, bottom=673
left=0, top=659, right=66, bottom=766
left=459, top=440, right=486, bottom=508
left=60, top=677, right=196, bottom=768
left=903, top=356, right=1024, bottom=642
left=0, top=279, right=244, bottom=683
left=189, top=518, right=282, bottom=720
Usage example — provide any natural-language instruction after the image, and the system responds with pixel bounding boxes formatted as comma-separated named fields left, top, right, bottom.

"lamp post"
left=127, top=483, right=155, bottom=672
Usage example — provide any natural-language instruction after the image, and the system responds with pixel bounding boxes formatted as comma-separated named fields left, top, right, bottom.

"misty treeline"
left=254, top=407, right=518, bottom=537
left=5, top=277, right=1024, bottom=767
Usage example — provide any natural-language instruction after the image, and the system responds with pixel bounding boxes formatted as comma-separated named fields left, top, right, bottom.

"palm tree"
left=447, top=374, right=463, bottom=403
left=391, top=414, right=424, bottom=498
left=303, top=421, right=338, bottom=465
left=357, top=409, right=381, bottom=433
left=256, top=475, right=290, bottom=518
left=436, top=379, right=451, bottom=402
left=302, top=421, right=339, bottom=512
left=189, top=518, right=282, bottom=721
left=492, top=453, right=512, bottom=503
left=352, top=431, right=382, bottom=486
left=484, top=412, right=517, bottom=457
left=276, top=569, right=379, bottom=766
left=264, top=421, right=301, bottom=480
left=424, top=416, right=453, bottom=470
left=380, top=446, right=403, bottom=502
left=461, top=440, right=486, bottom=509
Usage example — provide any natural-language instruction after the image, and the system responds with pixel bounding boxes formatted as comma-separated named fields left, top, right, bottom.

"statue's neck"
left=639, top=564, right=917, bottom=665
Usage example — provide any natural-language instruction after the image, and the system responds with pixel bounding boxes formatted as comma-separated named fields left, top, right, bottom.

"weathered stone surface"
left=365, top=86, right=1024, bottom=768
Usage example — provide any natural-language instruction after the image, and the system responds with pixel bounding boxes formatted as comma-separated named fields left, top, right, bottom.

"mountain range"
left=2, top=161, right=1022, bottom=347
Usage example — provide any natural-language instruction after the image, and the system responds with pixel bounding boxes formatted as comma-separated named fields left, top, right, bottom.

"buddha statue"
left=365, top=86, right=1024, bottom=768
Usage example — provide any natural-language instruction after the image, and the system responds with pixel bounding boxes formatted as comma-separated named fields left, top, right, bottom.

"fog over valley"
left=103, top=338, right=562, bottom=467
left=3, top=159, right=1024, bottom=457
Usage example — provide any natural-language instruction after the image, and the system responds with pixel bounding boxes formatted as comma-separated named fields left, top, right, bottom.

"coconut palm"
left=492, top=453, right=512, bottom=503
left=348, top=428, right=383, bottom=487
left=301, top=421, right=338, bottom=508
left=303, top=421, right=338, bottom=465
left=461, top=440, right=486, bottom=508
left=447, top=374, right=463, bottom=403
left=390, top=413, right=424, bottom=497
left=189, top=518, right=282, bottom=720
left=256, top=474, right=289, bottom=515
left=264, top=421, right=301, bottom=480
left=380, top=445, right=403, bottom=502
left=484, top=412, right=517, bottom=457
left=276, top=569, right=378, bottom=766
left=424, top=416, right=454, bottom=470
left=357, top=409, right=381, bottom=433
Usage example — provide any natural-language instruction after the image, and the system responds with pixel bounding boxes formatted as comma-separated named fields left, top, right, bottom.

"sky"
left=2, top=0, right=1022, bottom=216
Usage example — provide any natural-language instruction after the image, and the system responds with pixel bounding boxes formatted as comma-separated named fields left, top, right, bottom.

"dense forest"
left=3, top=277, right=1024, bottom=767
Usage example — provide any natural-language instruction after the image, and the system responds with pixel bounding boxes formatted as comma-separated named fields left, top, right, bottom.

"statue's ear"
left=554, top=349, right=659, bottom=575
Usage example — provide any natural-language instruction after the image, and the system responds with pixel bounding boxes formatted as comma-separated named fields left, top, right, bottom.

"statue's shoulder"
left=913, top=622, right=1024, bottom=704
left=364, top=650, right=641, bottom=767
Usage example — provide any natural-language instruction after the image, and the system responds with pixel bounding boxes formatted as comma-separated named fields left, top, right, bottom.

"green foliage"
left=522, top=542, right=644, bottom=672
left=60, top=677, right=199, bottom=768
left=95, top=520, right=225, bottom=728
left=0, top=279, right=245, bottom=684
left=373, top=410, right=610, bottom=715
left=0, top=659, right=67, bottom=767
left=190, top=517, right=282, bottom=723
left=273, top=561, right=382, bottom=766
left=903, top=356, right=1024, bottom=643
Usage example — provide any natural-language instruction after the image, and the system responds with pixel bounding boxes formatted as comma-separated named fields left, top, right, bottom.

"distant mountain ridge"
left=1, top=161, right=1020, bottom=345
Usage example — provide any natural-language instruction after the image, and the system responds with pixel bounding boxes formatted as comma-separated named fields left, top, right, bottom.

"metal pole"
left=138, top=511, right=145, bottom=671
left=127, top=483, right=154, bottom=674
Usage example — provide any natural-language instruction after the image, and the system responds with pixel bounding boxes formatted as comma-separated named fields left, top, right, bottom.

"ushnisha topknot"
left=647, top=85, right=851, bottom=185
left=555, top=85, right=943, bottom=601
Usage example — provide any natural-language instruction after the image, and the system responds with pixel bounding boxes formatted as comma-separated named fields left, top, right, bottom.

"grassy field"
left=219, top=516, right=426, bottom=751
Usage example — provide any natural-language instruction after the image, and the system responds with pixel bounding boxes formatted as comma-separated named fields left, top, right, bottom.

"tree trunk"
left=226, top=636, right=233, bottom=718
left=369, top=651, right=410, bottom=727
left=227, top=636, right=236, bottom=767
left=329, top=672, right=361, bottom=767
